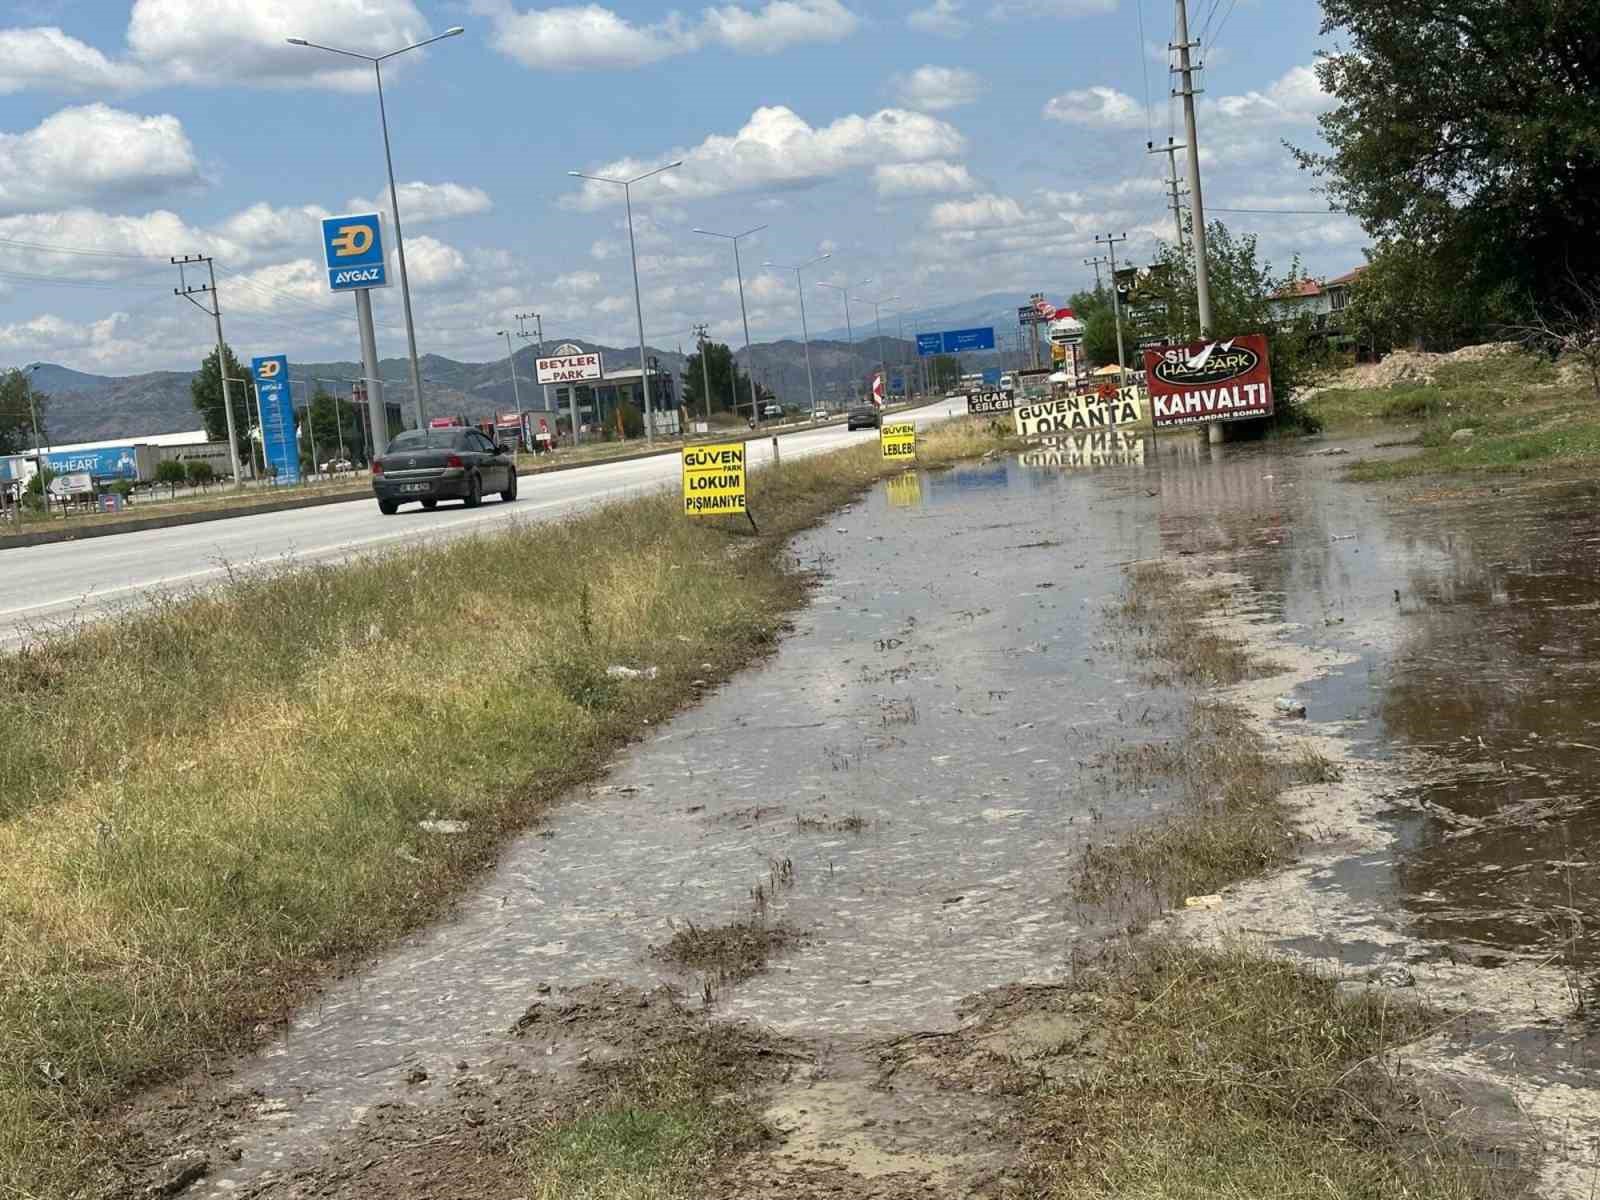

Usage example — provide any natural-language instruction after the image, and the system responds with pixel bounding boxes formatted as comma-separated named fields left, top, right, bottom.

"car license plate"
left=400, top=483, right=429, bottom=493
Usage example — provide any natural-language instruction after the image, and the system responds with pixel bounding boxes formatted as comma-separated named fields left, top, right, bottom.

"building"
left=1269, top=266, right=1368, bottom=329
left=546, top=362, right=677, bottom=436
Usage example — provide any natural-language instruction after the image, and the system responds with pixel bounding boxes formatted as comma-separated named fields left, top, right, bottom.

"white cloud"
left=0, top=105, right=201, bottom=215
left=1042, top=86, right=1145, bottom=128
left=0, top=208, right=204, bottom=281
left=0, top=27, right=149, bottom=94
left=394, top=235, right=468, bottom=286
left=481, top=0, right=857, bottom=69
left=126, top=0, right=432, bottom=89
left=567, top=105, right=964, bottom=208
left=1213, top=65, right=1330, bottom=124
left=907, top=0, right=967, bottom=37
left=212, top=203, right=332, bottom=256
left=891, top=65, right=983, bottom=112
left=554, top=269, right=602, bottom=292
left=874, top=160, right=976, bottom=196
left=347, top=181, right=493, bottom=224
left=929, top=192, right=1027, bottom=229
left=702, top=0, right=858, bottom=53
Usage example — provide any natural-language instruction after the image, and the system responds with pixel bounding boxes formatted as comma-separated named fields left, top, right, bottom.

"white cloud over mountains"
left=567, top=105, right=965, bottom=208
left=477, top=0, right=858, bottom=70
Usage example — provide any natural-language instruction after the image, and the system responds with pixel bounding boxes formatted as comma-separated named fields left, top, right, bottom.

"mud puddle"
left=1146, top=437, right=1599, bottom=1194
left=158, top=450, right=1184, bottom=1194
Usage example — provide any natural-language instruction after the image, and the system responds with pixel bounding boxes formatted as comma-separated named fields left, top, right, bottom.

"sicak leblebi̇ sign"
left=1143, top=334, right=1274, bottom=427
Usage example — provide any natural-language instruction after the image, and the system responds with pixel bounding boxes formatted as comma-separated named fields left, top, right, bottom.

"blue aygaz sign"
left=251, top=355, right=302, bottom=484
left=43, top=445, right=142, bottom=480
left=915, top=326, right=997, bottom=355
left=320, top=212, right=388, bottom=293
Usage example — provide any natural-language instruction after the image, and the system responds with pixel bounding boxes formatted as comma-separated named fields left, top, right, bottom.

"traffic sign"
left=320, top=213, right=389, bottom=293
left=914, top=326, right=997, bottom=356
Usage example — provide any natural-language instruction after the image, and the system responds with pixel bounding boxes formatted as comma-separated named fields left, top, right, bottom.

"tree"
left=185, top=460, right=215, bottom=489
left=302, top=388, right=360, bottom=467
left=681, top=341, right=759, bottom=417
left=926, top=355, right=962, bottom=392
left=155, top=459, right=187, bottom=498
left=1341, top=241, right=1522, bottom=355
left=1299, top=2, right=1600, bottom=320
left=190, top=344, right=252, bottom=466
left=0, top=368, right=46, bottom=456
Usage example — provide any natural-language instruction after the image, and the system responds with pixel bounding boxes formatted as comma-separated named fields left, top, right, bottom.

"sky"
left=0, top=0, right=1363, bottom=377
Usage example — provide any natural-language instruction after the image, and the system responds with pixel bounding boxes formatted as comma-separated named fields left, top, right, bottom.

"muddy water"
left=194, top=447, right=1185, bottom=1191
left=1153, top=443, right=1600, bottom=973
left=191, top=432, right=1600, bottom=1192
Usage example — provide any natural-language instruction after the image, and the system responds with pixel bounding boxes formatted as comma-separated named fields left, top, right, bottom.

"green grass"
left=519, top=1035, right=769, bottom=1200
left=1019, top=944, right=1518, bottom=1200
left=0, top=419, right=1007, bottom=1198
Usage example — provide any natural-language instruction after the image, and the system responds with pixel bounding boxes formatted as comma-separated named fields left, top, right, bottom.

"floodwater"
left=189, top=428, right=1600, bottom=1191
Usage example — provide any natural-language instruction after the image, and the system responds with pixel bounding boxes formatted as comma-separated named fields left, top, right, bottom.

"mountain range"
left=25, top=290, right=1063, bottom=444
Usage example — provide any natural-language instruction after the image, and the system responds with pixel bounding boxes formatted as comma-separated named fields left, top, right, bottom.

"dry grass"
left=0, top=417, right=1006, bottom=1198
left=651, top=920, right=801, bottom=987
left=1020, top=942, right=1524, bottom=1199
left=1117, top=563, right=1272, bottom=686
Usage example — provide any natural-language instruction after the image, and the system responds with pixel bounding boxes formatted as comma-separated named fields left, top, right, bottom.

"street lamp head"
left=286, top=36, right=309, bottom=45
left=443, top=26, right=465, bottom=36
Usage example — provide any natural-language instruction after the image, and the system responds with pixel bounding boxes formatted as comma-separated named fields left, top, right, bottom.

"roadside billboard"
left=1014, top=387, right=1144, bottom=437
left=40, top=445, right=142, bottom=480
left=537, top=351, right=603, bottom=384
left=967, top=390, right=1015, bottom=416
left=682, top=442, right=746, bottom=517
left=1143, top=334, right=1274, bottom=427
left=250, top=355, right=302, bottom=484
left=320, top=213, right=388, bottom=293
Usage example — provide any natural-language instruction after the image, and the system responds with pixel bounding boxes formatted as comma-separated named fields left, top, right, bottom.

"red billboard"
left=1143, top=334, right=1274, bottom=427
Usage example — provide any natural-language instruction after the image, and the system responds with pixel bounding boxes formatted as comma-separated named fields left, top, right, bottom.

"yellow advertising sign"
left=1014, top=387, right=1145, bottom=437
left=681, top=441, right=746, bottom=516
left=880, top=421, right=917, bottom=461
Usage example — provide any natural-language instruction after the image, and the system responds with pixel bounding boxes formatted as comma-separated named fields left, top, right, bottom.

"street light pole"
left=498, top=330, right=522, bottom=410
left=568, top=162, right=683, bottom=445
left=286, top=26, right=465, bottom=430
left=817, top=278, right=871, bottom=402
left=765, top=252, right=831, bottom=414
left=694, top=224, right=767, bottom=426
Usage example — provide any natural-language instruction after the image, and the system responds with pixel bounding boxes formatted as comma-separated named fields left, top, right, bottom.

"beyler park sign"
left=1143, top=334, right=1274, bottom=427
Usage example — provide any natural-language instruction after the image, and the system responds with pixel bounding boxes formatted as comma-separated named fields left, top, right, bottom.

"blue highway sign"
left=915, top=326, right=997, bottom=355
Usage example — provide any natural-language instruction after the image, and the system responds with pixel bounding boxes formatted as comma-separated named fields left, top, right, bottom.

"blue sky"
left=0, top=0, right=1360, bottom=375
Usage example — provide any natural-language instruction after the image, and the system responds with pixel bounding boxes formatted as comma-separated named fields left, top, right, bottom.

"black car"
left=846, top=404, right=882, bottom=431
left=371, top=428, right=518, bottom=515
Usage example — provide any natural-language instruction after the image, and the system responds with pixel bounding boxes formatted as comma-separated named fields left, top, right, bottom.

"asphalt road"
left=0, top=400, right=962, bottom=644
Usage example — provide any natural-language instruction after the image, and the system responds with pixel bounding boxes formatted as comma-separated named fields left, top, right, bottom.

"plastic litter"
left=1183, top=894, right=1224, bottom=910
left=606, top=665, right=660, bottom=681
left=418, top=819, right=470, bottom=835
left=1273, top=696, right=1307, bottom=718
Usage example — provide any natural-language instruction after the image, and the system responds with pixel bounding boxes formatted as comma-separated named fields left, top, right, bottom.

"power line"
left=1210, top=206, right=1348, bottom=215
left=1210, top=0, right=1240, bottom=46
left=0, top=234, right=169, bottom=260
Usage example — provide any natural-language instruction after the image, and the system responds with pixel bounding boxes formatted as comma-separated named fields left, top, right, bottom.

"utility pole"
left=515, top=311, right=550, bottom=414
left=693, top=323, right=712, bottom=423
left=1173, top=0, right=1220, bottom=443
left=497, top=329, right=522, bottom=411
left=172, top=255, right=243, bottom=486
left=1083, top=256, right=1106, bottom=292
left=1147, top=137, right=1189, bottom=254
left=1095, top=233, right=1130, bottom=388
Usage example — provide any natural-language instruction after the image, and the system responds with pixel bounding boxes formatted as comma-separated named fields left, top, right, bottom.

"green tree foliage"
left=1340, top=241, right=1523, bottom=355
left=926, top=355, right=962, bottom=391
left=190, top=345, right=253, bottom=464
left=302, top=389, right=361, bottom=466
left=154, top=459, right=187, bottom=497
left=1301, top=1, right=1600, bottom=327
left=185, top=460, right=215, bottom=488
left=681, top=342, right=760, bottom=416
left=0, top=368, right=47, bottom=456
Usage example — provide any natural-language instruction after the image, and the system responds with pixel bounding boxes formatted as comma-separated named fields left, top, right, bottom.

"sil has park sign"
left=682, top=442, right=746, bottom=516
left=1143, top=334, right=1274, bottom=427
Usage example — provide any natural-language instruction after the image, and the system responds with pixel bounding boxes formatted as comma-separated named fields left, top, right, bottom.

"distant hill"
left=28, top=293, right=1045, bottom=443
